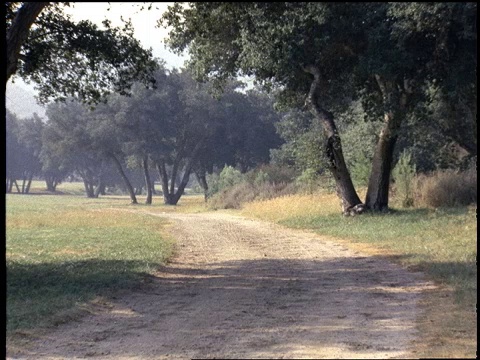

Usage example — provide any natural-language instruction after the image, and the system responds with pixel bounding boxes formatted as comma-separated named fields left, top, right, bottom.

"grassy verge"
left=241, top=193, right=477, bottom=357
left=6, top=194, right=174, bottom=338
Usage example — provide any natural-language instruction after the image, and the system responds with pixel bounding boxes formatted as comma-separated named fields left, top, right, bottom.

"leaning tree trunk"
left=13, top=180, right=21, bottom=194
left=365, top=75, right=408, bottom=211
left=25, top=174, right=33, bottom=194
left=109, top=153, right=138, bottom=204
left=304, top=65, right=364, bottom=216
left=194, top=167, right=209, bottom=202
left=21, top=177, right=27, bottom=194
left=143, top=156, right=153, bottom=205
left=6, top=2, right=48, bottom=84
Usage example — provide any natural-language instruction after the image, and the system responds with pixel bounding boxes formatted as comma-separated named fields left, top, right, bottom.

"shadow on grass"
left=6, top=259, right=158, bottom=334
left=419, top=261, right=477, bottom=302
left=7, top=254, right=476, bottom=358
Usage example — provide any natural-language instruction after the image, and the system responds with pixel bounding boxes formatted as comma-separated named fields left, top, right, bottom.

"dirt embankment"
left=8, top=211, right=434, bottom=359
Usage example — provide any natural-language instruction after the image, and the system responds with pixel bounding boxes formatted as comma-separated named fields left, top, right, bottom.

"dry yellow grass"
left=241, top=192, right=338, bottom=220
left=241, top=188, right=368, bottom=221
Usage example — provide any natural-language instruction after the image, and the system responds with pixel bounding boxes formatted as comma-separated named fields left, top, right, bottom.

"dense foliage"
left=161, top=2, right=476, bottom=213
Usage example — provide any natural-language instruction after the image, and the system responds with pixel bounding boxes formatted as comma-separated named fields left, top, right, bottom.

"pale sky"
left=63, top=2, right=188, bottom=68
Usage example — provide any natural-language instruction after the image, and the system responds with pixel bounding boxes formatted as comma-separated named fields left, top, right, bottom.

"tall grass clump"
left=392, top=149, right=417, bottom=207
left=415, top=165, right=477, bottom=208
left=209, top=181, right=296, bottom=209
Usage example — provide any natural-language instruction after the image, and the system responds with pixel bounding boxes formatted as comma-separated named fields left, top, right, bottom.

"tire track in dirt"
left=9, top=211, right=435, bottom=359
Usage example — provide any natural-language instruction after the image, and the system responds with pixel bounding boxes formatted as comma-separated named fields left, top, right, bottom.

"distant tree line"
left=6, top=66, right=283, bottom=205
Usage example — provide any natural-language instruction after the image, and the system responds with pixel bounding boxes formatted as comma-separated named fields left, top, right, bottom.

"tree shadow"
left=8, top=255, right=437, bottom=359
left=6, top=259, right=155, bottom=333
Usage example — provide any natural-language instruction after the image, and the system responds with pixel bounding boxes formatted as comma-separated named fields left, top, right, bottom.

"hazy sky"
left=63, top=2, right=188, bottom=68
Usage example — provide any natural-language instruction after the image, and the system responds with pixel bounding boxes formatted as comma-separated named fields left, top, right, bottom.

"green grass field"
left=6, top=193, right=174, bottom=335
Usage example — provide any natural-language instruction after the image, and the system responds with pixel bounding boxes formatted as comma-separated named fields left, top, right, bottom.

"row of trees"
left=161, top=2, right=476, bottom=214
left=6, top=66, right=283, bottom=205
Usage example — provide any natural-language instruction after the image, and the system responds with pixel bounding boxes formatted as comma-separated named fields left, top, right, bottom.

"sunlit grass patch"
left=242, top=192, right=341, bottom=222
left=132, top=194, right=209, bottom=214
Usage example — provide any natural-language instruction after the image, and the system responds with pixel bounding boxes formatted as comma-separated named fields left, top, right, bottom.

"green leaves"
left=8, top=2, right=158, bottom=105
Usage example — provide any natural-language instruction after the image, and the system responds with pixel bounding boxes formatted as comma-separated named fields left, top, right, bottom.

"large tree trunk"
left=109, top=153, right=138, bottom=204
left=365, top=118, right=399, bottom=211
left=45, top=176, right=59, bottom=192
left=304, top=65, right=364, bottom=216
left=365, top=75, right=407, bottom=211
left=93, top=178, right=104, bottom=198
left=6, top=2, right=48, bottom=84
left=143, top=156, right=153, bottom=205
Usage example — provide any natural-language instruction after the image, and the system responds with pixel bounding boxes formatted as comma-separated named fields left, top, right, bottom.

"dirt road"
left=11, top=211, right=434, bottom=359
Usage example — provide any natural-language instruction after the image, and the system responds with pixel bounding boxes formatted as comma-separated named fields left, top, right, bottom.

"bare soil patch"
left=8, top=211, right=435, bottom=359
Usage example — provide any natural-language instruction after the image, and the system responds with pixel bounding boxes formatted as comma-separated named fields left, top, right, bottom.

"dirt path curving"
left=10, top=211, right=435, bottom=359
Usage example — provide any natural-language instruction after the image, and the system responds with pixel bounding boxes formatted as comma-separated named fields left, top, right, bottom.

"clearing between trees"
left=10, top=211, right=435, bottom=359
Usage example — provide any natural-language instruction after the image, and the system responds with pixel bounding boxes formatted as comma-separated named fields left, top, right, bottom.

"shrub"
left=350, top=152, right=372, bottom=188
left=295, top=168, right=320, bottom=194
left=209, top=180, right=297, bottom=210
left=258, top=164, right=297, bottom=184
left=415, top=166, right=477, bottom=208
left=205, top=172, right=220, bottom=198
left=253, top=169, right=270, bottom=186
left=218, top=165, right=244, bottom=190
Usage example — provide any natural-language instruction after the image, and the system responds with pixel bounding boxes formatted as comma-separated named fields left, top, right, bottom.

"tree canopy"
left=160, top=2, right=477, bottom=214
left=6, top=2, right=158, bottom=104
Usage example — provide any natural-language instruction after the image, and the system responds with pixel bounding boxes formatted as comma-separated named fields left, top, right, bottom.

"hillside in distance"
left=6, top=81, right=47, bottom=119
